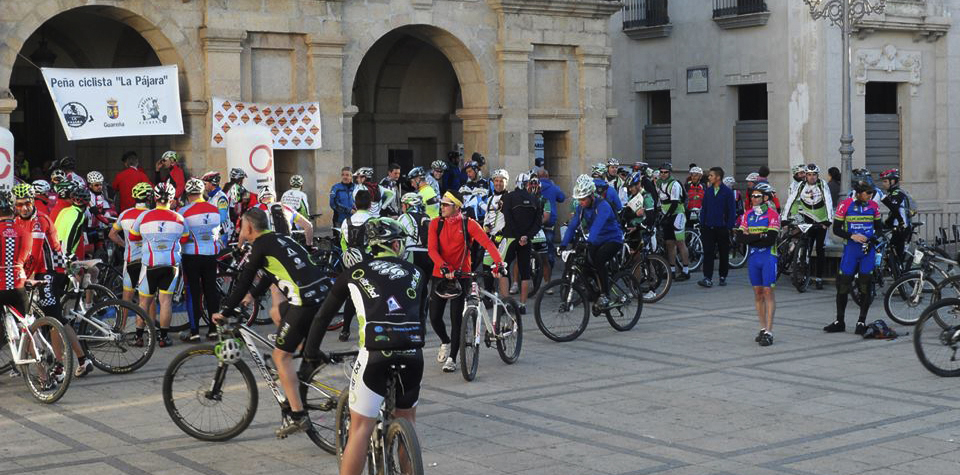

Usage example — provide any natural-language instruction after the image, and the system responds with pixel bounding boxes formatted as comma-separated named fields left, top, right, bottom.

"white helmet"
left=491, top=169, right=510, bottom=183
left=722, top=176, right=736, bottom=187
left=86, top=171, right=104, bottom=185
left=745, top=172, right=760, bottom=183
left=515, top=173, right=531, bottom=189
left=688, top=166, right=703, bottom=175
left=154, top=182, right=176, bottom=202
left=32, top=180, right=51, bottom=194
left=572, top=174, right=596, bottom=200
left=215, top=338, right=243, bottom=363
left=184, top=178, right=205, bottom=195
left=792, top=164, right=807, bottom=174
left=258, top=186, right=276, bottom=201
left=290, top=175, right=304, bottom=188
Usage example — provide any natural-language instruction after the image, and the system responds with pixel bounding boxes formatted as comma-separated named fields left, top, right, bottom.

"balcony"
left=852, top=0, right=950, bottom=42
left=712, top=0, right=770, bottom=30
left=622, top=0, right=672, bottom=40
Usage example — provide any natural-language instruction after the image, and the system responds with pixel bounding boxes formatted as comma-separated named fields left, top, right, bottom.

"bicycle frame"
left=215, top=323, right=287, bottom=404
left=464, top=280, right=507, bottom=346
left=3, top=306, right=50, bottom=365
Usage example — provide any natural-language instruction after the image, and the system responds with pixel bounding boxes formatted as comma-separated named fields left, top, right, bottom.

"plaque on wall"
left=687, top=67, right=708, bottom=94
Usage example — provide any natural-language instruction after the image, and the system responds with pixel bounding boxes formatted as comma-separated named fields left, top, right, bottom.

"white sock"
left=682, top=266, right=689, bottom=274
left=671, top=266, right=676, bottom=273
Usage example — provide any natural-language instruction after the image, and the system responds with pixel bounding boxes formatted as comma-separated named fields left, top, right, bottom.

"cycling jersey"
left=0, top=218, right=31, bottom=290
left=66, top=171, right=86, bottom=188
left=88, top=191, right=114, bottom=228
left=329, top=182, right=355, bottom=227
left=425, top=174, right=441, bottom=196
left=379, top=177, right=402, bottom=216
left=427, top=213, right=502, bottom=277
left=502, top=188, right=541, bottom=240
left=206, top=187, right=231, bottom=238
left=16, top=211, right=62, bottom=276
left=340, top=209, right=373, bottom=268
left=115, top=205, right=149, bottom=264
left=623, top=190, right=655, bottom=228
left=594, top=179, right=623, bottom=213
left=221, top=231, right=325, bottom=308
left=398, top=210, right=430, bottom=252
left=54, top=204, right=86, bottom=258
left=353, top=182, right=392, bottom=217
left=561, top=197, right=623, bottom=248
left=657, top=178, right=686, bottom=216
left=252, top=202, right=300, bottom=235
left=882, top=187, right=913, bottom=229
left=482, top=190, right=507, bottom=236
left=179, top=199, right=222, bottom=256
left=280, top=189, right=310, bottom=217
left=459, top=179, right=490, bottom=221
left=784, top=180, right=833, bottom=223
left=129, top=206, right=188, bottom=267
left=739, top=203, right=781, bottom=257
left=686, top=181, right=705, bottom=212
left=834, top=198, right=881, bottom=245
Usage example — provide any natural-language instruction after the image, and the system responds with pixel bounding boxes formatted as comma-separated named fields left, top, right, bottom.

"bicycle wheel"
left=534, top=280, right=589, bottom=342
left=335, top=389, right=351, bottom=461
left=300, top=355, right=355, bottom=454
left=684, top=232, right=704, bottom=272
left=96, top=263, right=124, bottom=298
left=61, top=283, right=115, bottom=326
left=935, top=275, right=960, bottom=301
left=729, top=243, right=749, bottom=269
left=460, top=307, right=480, bottom=382
left=530, top=253, right=544, bottom=295
left=632, top=254, right=672, bottom=304
left=884, top=274, right=939, bottom=326
left=495, top=298, right=522, bottom=364
left=162, top=344, right=258, bottom=441
left=384, top=417, right=424, bottom=475
left=78, top=300, right=156, bottom=374
left=168, top=281, right=191, bottom=332
left=792, top=261, right=810, bottom=293
left=606, top=272, right=643, bottom=332
left=0, top=340, right=12, bottom=375
left=913, top=298, right=960, bottom=377
left=20, top=316, right=73, bottom=404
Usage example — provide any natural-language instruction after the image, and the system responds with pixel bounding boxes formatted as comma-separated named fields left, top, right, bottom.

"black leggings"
left=588, top=242, right=622, bottom=295
left=428, top=277, right=471, bottom=361
left=182, top=254, right=220, bottom=334
left=889, top=227, right=912, bottom=266
left=411, top=252, right=434, bottom=325
left=806, top=222, right=828, bottom=279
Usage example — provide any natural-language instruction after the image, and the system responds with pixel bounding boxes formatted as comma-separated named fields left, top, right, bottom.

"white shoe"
left=442, top=357, right=456, bottom=373
left=75, top=360, right=93, bottom=378
left=643, top=291, right=657, bottom=300
left=509, top=283, right=519, bottom=295
left=437, top=343, right=450, bottom=363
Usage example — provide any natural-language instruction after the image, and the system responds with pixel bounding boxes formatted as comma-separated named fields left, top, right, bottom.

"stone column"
left=200, top=28, right=246, bottom=173
left=495, top=42, right=532, bottom=173
left=0, top=95, right=15, bottom=129
left=307, top=35, right=347, bottom=228
left=179, top=100, right=210, bottom=174
left=576, top=45, right=611, bottom=172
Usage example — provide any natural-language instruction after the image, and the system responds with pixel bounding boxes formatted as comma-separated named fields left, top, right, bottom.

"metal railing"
left=713, top=0, right=768, bottom=18
left=622, top=0, right=670, bottom=29
left=916, top=211, right=960, bottom=252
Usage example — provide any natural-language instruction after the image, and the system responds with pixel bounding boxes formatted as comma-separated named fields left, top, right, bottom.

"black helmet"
left=852, top=180, right=874, bottom=194
left=54, top=180, right=78, bottom=199
left=71, top=187, right=91, bottom=202
left=58, top=156, right=76, bottom=170
left=434, top=279, right=462, bottom=299
left=365, top=217, right=405, bottom=247
left=406, top=167, right=426, bottom=180
left=471, top=152, right=485, bottom=168
left=659, top=162, right=673, bottom=172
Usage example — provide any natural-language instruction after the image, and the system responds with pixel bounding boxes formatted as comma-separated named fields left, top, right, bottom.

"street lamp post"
left=803, top=0, right=886, bottom=194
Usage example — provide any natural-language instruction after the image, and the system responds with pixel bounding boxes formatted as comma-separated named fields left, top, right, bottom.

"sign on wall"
left=210, top=97, right=322, bottom=150
left=41, top=65, right=184, bottom=140
left=226, top=124, right=275, bottom=193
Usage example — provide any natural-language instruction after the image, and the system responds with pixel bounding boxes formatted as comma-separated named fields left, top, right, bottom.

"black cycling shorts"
left=504, top=239, right=533, bottom=281
left=139, top=266, right=179, bottom=297
left=0, top=288, right=29, bottom=317
left=274, top=303, right=320, bottom=353
left=349, top=348, right=424, bottom=418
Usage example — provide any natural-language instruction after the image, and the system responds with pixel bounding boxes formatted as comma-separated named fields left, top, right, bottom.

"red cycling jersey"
left=0, top=218, right=33, bottom=290
left=15, top=211, right=62, bottom=276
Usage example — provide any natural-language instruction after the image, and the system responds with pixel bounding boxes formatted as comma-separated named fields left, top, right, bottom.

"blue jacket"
left=539, top=178, right=566, bottom=227
left=594, top=178, right=622, bottom=212
left=561, top=196, right=623, bottom=247
left=442, top=168, right=465, bottom=194
left=329, top=182, right=355, bottom=226
left=701, top=183, right=738, bottom=229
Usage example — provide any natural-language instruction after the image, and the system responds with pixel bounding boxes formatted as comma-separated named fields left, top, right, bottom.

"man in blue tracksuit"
left=329, top=166, right=355, bottom=228
left=698, top=166, right=738, bottom=288
left=593, top=178, right=622, bottom=213
left=537, top=169, right=566, bottom=275
left=561, top=175, right=624, bottom=308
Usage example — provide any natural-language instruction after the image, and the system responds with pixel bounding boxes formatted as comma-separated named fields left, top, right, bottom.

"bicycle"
left=624, top=227, right=672, bottom=304
left=454, top=268, right=522, bottom=382
left=684, top=220, right=704, bottom=272
left=162, top=312, right=357, bottom=453
left=1, top=281, right=74, bottom=403
left=728, top=228, right=749, bottom=269
left=534, top=237, right=643, bottom=342
left=775, top=220, right=818, bottom=293
left=884, top=241, right=960, bottom=325
left=913, top=297, right=960, bottom=377
left=335, top=362, right=424, bottom=475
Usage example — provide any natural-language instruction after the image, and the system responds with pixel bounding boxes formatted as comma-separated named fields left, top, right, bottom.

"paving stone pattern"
left=2, top=269, right=959, bottom=475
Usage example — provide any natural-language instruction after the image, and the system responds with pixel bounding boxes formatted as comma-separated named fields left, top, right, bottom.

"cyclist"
left=724, top=176, right=744, bottom=220
left=428, top=160, right=446, bottom=195
left=280, top=174, right=310, bottom=218
left=442, top=150, right=466, bottom=193
left=397, top=193, right=434, bottom=323
left=788, top=164, right=807, bottom=197
left=32, top=180, right=53, bottom=216
left=330, top=166, right=355, bottom=229
left=129, top=183, right=189, bottom=347
left=201, top=171, right=231, bottom=242
left=58, top=156, right=86, bottom=187
left=782, top=163, right=834, bottom=290
left=428, top=190, right=503, bottom=373
left=157, top=151, right=185, bottom=202
left=824, top=180, right=884, bottom=335
left=560, top=175, right=624, bottom=309
left=339, top=190, right=375, bottom=342
left=879, top=168, right=913, bottom=265
left=303, top=218, right=426, bottom=475
left=656, top=162, right=691, bottom=281
left=849, top=168, right=885, bottom=205
left=736, top=182, right=780, bottom=347
left=253, top=186, right=313, bottom=239
left=501, top=172, right=542, bottom=313
left=593, top=175, right=622, bottom=213
left=526, top=175, right=554, bottom=286
left=109, top=182, right=153, bottom=346
left=605, top=158, right=623, bottom=190
left=213, top=207, right=328, bottom=438
left=178, top=178, right=223, bottom=342
left=54, top=187, right=91, bottom=263
left=458, top=161, right=489, bottom=223
left=685, top=166, right=705, bottom=224
left=407, top=167, right=440, bottom=219
left=86, top=171, right=114, bottom=257
left=353, top=167, right=392, bottom=218
left=224, top=168, right=257, bottom=226
left=482, top=169, right=509, bottom=285
left=379, top=163, right=403, bottom=217
left=50, top=180, right=78, bottom=222
left=622, top=172, right=657, bottom=235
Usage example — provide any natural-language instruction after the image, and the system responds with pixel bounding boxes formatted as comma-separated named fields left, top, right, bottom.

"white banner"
left=41, top=65, right=184, bottom=141
left=0, top=127, right=13, bottom=192
left=210, top=97, right=321, bottom=149
left=226, top=125, right=275, bottom=193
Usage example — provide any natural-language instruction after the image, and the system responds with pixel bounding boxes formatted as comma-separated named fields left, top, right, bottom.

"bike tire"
left=335, top=389, right=376, bottom=472
left=792, top=263, right=810, bottom=293
left=96, top=263, right=125, bottom=298
left=534, top=280, right=590, bottom=342
left=384, top=417, right=425, bottom=475
left=606, top=272, right=643, bottom=332
left=633, top=254, right=672, bottom=304
left=162, top=344, right=258, bottom=441
left=459, top=308, right=480, bottom=382
left=79, top=300, right=157, bottom=374
left=495, top=298, right=523, bottom=364
left=934, top=275, right=960, bottom=302
left=300, top=356, right=354, bottom=455
left=884, top=274, right=939, bottom=326
left=530, top=252, right=544, bottom=295
left=21, top=315, right=73, bottom=404
left=729, top=243, right=749, bottom=269
left=913, top=298, right=960, bottom=377
left=685, top=232, right=704, bottom=272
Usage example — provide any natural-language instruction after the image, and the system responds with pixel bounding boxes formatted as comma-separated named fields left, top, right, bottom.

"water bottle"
left=875, top=250, right=882, bottom=267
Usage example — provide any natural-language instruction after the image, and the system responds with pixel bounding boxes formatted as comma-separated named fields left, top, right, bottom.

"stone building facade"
left=0, top=0, right=621, bottom=224
left=609, top=0, right=958, bottom=213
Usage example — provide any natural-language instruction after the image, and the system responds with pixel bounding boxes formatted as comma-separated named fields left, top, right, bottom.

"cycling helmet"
left=154, top=182, right=175, bottom=202
left=229, top=168, right=247, bottom=181
left=491, top=168, right=510, bottom=183
left=689, top=166, right=703, bottom=175
left=628, top=172, right=643, bottom=188
left=852, top=179, right=875, bottom=194
left=161, top=150, right=179, bottom=163
left=573, top=174, right=597, bottom=200
left=12, top=183, right=35, bottom=200
left=659, top=162, right=673, bottom=172
left=607, top=158, right=620, bottom=167
left=365, top=217, right=406, bottom=255
left=515, top=173, right=531, bottom=189
left=852, top=168, right=875, bottom=187
left=471, top=152, right=485, bottom=168
left=86, top=171, right=104, bottom=185
left=71, top=187, right=91, bottom=202
left=215, top=338, right=243, bottom=363
left=879, top=168, right=900, bottom=181
left=434, top=279, right=462, bottom=299
left=745, top=172, right=760, bottom=183
left=406, top=167, right=426, bottom=180
left=753, top=182, right=775, bottom=197
left=58, top=156, right=76, bottom=170
left=131, top=182, right=153, bottom=201
left=792, top=164, right=807, bottom=174
left=201, top=171, right=221, bottom=186
left=50, top=169, right=67, bottom=183
left=401, top=192, right=423, bottom=207
left=591, top=163, right=605, bottom=178
left=431, top=160, right=447, bottom=172
left=722, top=176, right=736, bottom=187
left=290, top=175, right=304, bottom=188
left=184, top=178, right=205, bottom=195
left=464, top=161, right=480, bottom=172
left=54, top=180, right=78, bottom=199
left=354, top=167, right=374, bottom=179
left=618, top=166, right=631, bottom=176
left=32, top=180, right=51, bottom=195
left=805, top=163, right=821, bottom=174
left=258, top=186, right=276, bottom=201
left=0, top=190, right=13, bottom=211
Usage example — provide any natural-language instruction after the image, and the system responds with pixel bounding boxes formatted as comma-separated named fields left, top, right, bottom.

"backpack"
left=408, top=210, right=431, bottom=248
left=659, top=179, right=686, bottom=207
left=862, top=319, right=899, bottom=340
left=899, top=189, right=918, bottom=218
left=346, top=217, right=367, bottom=249
left=269, top=203, right=291, bottom=236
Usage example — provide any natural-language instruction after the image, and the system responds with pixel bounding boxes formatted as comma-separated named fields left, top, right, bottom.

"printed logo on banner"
left=62, top=102, right=93, bottom=128
left=0, top=147, right=10, bottom=181
left=138, top=97, right=168, bottom=124
left=106, top=98, right=119, bottom=119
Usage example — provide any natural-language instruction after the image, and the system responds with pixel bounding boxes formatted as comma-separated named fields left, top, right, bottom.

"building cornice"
left=487, top=0, right=622, bottom=19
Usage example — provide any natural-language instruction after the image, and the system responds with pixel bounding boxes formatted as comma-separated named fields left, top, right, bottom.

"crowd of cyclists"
left=0, top=147, right=919, bottom=475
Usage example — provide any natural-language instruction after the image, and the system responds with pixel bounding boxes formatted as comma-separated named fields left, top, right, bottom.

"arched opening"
left=8, top=6, right=170, bottom=180
left=351, top=26, right=486, bottom=176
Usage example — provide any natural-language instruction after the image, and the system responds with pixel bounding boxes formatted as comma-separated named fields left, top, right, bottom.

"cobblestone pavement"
left=2, top=268, right=959, bottom=475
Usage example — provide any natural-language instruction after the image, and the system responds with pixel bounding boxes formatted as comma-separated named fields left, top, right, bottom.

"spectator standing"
left=698, top=167, right=738, bottom=288
left=112, top=151, right=153, bottom=212
left=329, top=166, right=355, bottom=228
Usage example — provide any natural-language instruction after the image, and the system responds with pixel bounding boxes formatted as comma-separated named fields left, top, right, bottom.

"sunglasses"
left=440, top=202, right=454, bottom=208
left=15, top=202, right=33, bottom=208
left=751, top=194, right=764, bottom=199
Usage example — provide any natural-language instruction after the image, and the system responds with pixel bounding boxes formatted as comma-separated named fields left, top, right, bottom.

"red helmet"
left=879, top=168, right=900, bottom=181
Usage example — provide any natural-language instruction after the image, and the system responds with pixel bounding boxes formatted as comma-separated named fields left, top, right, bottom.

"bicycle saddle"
left=74, top=259, right=102, bottom=269
left=24, top=280, right=49, bottom=290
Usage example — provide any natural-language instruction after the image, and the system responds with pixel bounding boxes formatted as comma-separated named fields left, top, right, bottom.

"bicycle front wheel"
left=20, top=316, right=73, bottom=404
left=301, top=355, right=355, bottom=454
left=606, top=272, right=643, bottom=332
left=162, top=344, right=258, bottom=441
left=495, top=298, right=522, bottom=364
left=459, top=308, right=480, bottom=382
left=913, top=298, right=960, bottom=377
left=534, top=280, right=589, bottom=342
left=884, top=274, right=939, bottom=326
left=729, top=243, right=749, bottom=269
left=385, top=417, right=424, bottom=475
left=633, top=254, right=672, bottom=303
left=79, top=300, right=156, bottom=374
left=685, top=232, right=704, bottom=272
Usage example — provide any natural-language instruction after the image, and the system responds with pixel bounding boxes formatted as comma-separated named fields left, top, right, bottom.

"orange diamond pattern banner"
left=211, top=96, right=321, bottom=149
